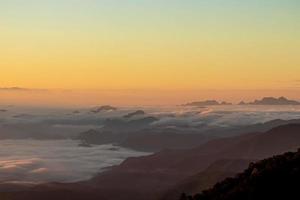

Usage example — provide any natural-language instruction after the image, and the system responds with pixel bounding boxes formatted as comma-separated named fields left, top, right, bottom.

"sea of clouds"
left=0, top=139, right=149, bottom=183
left=2, top=105, right=300, bottom=130
left=1, top=105, right=300, bottom=183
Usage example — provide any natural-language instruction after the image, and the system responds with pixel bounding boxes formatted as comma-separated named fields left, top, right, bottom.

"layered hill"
left=78, top=118, right=300, bottom=152
left=1, top=123, right=300, bottom=200
left=181, top=149, right=300, bottom=200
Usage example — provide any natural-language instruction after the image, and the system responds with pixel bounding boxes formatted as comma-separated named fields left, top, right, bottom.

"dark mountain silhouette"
left=77, top=118, right=300, bottom=152
left=78, top=127, right=212, bottom=152
left=87, top=123, right=300, bottom=200
left=184, top=100, right=232, bottom=106
left=1, top=117, right=296, bottom=145
left=220, top=101, right=231, bottom=105
left=90, top=105, right=117, bottom=113
left=121, top=132, right=208, bottom=152
left=2, top=123, right=300, bottom=200
left=181, top=149, right=300, bottom=200
left=238, top=101, right=246, bottom=105
left=13, top=113, right=35, bottom=118
left=77, top=116, right=159, bottom=147
left=102, top=116, right=158, bottom=131
left=123, top=110, right=146, bottom=118
left=0, top=123, right=79, bottom=140
left=244, top=96, right=300, bottom=105
left=162, top=159, right=252, bottom=200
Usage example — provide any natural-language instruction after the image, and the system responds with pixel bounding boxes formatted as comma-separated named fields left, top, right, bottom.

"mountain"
left=244, top=96, right=300, bottom=105
left=123, top=110, right=146, bottom=118
left=238, top=101, right=246, bottom=105
left=184, top=100, right=232, bottom=107
left=120, top=132, right=209, bottom=152
left=162, top=159, right=252, bottom=200
left=77, top=116, right=159, bottom=147
left=77, top=118, right=300, bottom=152
left=1, top=123, right=300, bottom=200
left=0, top=123, right=81, bottom=140
left=181, top=149, right=300, bottom=200
left=87, top=123, right=300, bottom=200
left=90, top=105, right=117, bottom=113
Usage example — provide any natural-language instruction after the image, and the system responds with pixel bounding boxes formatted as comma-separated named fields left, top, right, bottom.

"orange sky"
left=0, top=89, right=299, bottom=107
left=1, top=1, right=299, bottom=106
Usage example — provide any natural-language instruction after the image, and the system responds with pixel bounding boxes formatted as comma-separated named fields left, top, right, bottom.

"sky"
left=0, top=0, right=300, bottom=106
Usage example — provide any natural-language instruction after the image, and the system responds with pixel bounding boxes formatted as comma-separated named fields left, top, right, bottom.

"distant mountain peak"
left=123, top=110, right=146, bottom=118
left=184, top=100, right=232, bottom=107
left=244, top=96, right=300, bottom=105
left=90, top=105, right=117, bottom=113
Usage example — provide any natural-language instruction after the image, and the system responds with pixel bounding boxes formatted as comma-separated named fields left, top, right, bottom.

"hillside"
left=1, top=123, right=300, bottom=200
left=162, top=159, right=252, bottom=200
left=181, top=149, right=300, bottom=200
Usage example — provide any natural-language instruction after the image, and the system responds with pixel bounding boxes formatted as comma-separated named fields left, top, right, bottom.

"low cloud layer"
left=1, top=105, right=300, bottom=139
left=0, top=140, right=149, bottom=183
left=0, top=87, right=47, bottom=92
left=150, top=106, right=300, bottom=129
left=0, top=105, right=300, bottom=184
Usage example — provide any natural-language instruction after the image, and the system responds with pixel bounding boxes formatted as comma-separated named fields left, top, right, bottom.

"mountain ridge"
left=1, top=123, right=300, bottom=200
left=180, top=149, right=300, bottom=200
left=240, top=96, right=300, bottom=105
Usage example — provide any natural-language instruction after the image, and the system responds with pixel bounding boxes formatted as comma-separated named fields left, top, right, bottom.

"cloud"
left=0, top=87, right=47, bottom=92
left=0, top=106, right=300, bottom=184
left=0, top=140, right=149, bottom=183
left=149, top=106, right=300, bottom=129
left=0, top=87, right=28, bottom=91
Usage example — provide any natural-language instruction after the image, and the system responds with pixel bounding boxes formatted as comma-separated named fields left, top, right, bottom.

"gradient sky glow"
left=1, top=0, right=300, bottom=105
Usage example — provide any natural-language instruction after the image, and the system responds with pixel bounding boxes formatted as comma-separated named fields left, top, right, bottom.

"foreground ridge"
left=180, top=149, right=300, bottom=200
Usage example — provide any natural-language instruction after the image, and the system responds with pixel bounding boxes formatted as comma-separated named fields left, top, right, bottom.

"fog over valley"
left=0, top=103, right=300, bottom=187
left=0, top=140, right=148, bottom=183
